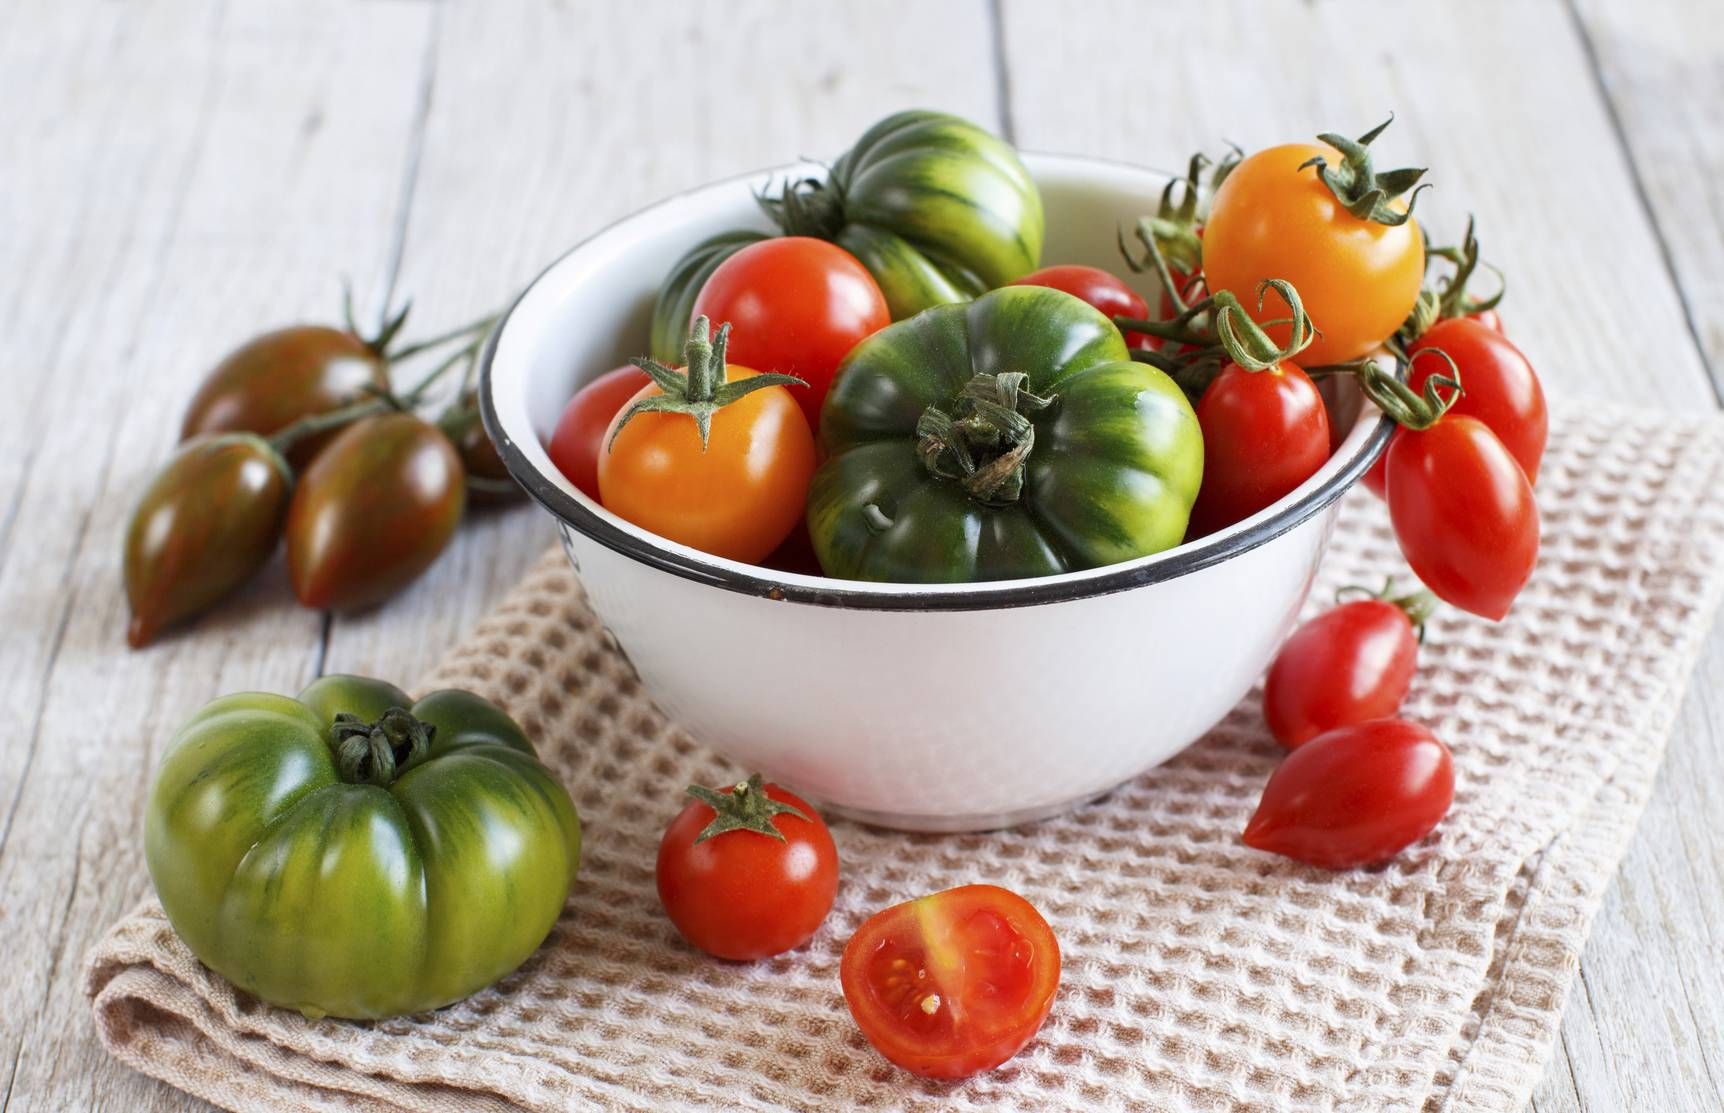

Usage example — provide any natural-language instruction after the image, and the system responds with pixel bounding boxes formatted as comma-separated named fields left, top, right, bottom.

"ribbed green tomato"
left=809, top=286, right=1203, bottom=583
left=650, top=110, right=1043, bottom=362
left=145, top=676, right=581, bottom=1020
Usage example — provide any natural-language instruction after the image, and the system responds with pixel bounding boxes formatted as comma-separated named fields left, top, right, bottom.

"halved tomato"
left=839, top=884, right=1059, bottom=1080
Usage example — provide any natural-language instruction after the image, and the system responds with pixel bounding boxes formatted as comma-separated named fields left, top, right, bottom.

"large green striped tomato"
left=809, top=286, right=1203, bottom=583
left=145, top=676, right=581, bottom=1020
left=650, top=110, right=1043, bottom=362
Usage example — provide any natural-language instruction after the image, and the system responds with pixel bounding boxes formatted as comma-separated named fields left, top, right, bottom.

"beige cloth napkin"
left=85, top=403, right=1724, bottom=1112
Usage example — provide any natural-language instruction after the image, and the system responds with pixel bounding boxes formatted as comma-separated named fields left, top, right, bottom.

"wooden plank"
left=1571, top=0, right=1724, bottom=385
left=320, top=0, right=1003, bottom=678
left=996, top=1, right=1723, bottom=1110
left=0, top=2, right=436, bottom=1109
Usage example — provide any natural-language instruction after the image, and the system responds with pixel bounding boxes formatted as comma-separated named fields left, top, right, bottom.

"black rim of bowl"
left=479, top=156, right=1397, bottom=613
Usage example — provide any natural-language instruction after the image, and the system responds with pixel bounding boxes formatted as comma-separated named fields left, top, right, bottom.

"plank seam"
left=318, top=3, right=445, bottom=678
left=1563, top=0, right=1721, bottom=403
left=985, top=0, right=1016, bottom=142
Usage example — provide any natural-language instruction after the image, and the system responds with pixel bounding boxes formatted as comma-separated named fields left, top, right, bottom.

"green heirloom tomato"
left=809, top=285, right=1203, bottom=583
left=145, top=676, right=581, bottom=1020
left=651, top=110, right=1044, bottom=357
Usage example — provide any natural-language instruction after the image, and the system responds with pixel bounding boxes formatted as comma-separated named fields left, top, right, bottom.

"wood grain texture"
left=0, top=3, right=436, bottom=1110
left=3, top=0, right=1720, bottom=1109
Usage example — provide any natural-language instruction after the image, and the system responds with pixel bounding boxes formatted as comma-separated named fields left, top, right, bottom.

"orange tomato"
left=1202, top=142, right=1424, bottom=366
left=598, top=365, right=815, bottom=564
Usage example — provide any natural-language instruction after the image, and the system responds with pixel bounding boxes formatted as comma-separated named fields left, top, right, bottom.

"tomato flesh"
left=841, top=884, right=1059, bottom=1080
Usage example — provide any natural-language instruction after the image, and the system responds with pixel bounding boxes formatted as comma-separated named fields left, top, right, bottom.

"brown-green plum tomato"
left=123, top=433, right=293, bottom=648
left=441, top=391, right=523, bottom=505
left=144, top=675, right=581, bottom=1019
left=286, top=412, right=465, bottom=611
left=809, top=285, right=1204, bottom=582
left=181, top=326, right=388, bottom=468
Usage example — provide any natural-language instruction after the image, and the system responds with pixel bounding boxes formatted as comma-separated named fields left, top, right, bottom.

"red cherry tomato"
left=1187, top=360, right=1331, bottom=537
left=1364, top=317, right=1545, bottom=497
left=656, top=774, right=838, bottom=961
left=1012, top=264, right=1151, bottom=349
left=1469, top=307, right=1503, bottom=332
left=840, top=884, right=1059, bottom=1080
left=1244, top=718, right=1454, bottom=869
left=1386, top=415, right=1539, bottom=621
left=692, top=236, right=889, bottom=431
left=547, top=365, right=652, bottom=498
left=1264, top=588, right=1430, bottom=748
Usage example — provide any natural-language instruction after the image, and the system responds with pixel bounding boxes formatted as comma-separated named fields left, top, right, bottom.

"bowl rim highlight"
left=480, top=152, right=1394, bottom=612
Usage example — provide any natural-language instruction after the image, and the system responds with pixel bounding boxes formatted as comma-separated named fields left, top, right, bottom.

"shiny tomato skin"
left=841, top=884, right=1060, bottom=1080
left=1386, top=416, right=1538, bottom=621
left=286, top=414, right=466, bottom=612
left=1469, top=308, right=1503, bottom=333
left=1012, top=264, right=1151, bottom=348
left=1264, top=600, right=1418, bottom=748
left=692, top=237, right=889, bottom=431
left=1363, top=317, right=1545, bottom=499
left=598, top=366, right=815, bottom=564
left=1187, top=361, right=1330, bottom=537
left=1204, top=143, right=1424, bottom=365
left=1409, top=319, right=1546, bottom=482
left=547, top=366, right=653, bottom=498
left=656, top=782, right=838, bottom=961
left=1244, top=718, right=1454, bottom=869
left=181, top=326, right=387, bottom=469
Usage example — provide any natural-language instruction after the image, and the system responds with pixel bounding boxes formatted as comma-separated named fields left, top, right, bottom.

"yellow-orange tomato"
left=598, top=367, right=815, bottom=564
left=1202, top=143, right=1424, bottom=366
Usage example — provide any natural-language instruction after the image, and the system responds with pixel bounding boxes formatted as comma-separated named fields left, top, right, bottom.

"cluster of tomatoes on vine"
left=123, top=294, right=524, bottom=648
left=1091, top=120, right=1547, bottom=871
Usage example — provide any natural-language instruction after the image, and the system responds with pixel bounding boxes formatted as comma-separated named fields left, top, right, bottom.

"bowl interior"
left=484, top=154, right=1386, bottom=602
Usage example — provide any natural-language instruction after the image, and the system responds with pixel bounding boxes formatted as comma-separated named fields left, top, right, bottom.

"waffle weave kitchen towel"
left=85, top=403, right=1724, bottom=1112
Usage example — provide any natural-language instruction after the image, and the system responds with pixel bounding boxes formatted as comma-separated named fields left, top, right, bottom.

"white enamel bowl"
left=480, top=154, right=1391, bottom=832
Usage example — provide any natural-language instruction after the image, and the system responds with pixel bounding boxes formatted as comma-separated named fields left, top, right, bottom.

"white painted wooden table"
left=3, top=2, right=1719, bottom=1109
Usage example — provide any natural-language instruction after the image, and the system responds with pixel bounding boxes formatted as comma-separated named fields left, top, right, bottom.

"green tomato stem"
left=916, top=372, right=1056, bottom=504
left=686, top=773, right=809, bottom=843
left=609, top=316, right=804, bottom=452
left=329, top=707, right=436, bottom=787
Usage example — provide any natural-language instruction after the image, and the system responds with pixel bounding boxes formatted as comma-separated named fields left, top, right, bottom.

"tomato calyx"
left=1431, top=216, right=1507, bottom=324
left=1121, top=148, right=1238, bottom=280
left=1394, top=217, right=1507, bottom=351
left=1336, top=576, right=1440, bottom=641
left=685, top=773, right=812, bottom=844
left=611, top=316, right=807, bottom=451
left=759, top=172, right=847, bottom=242
left=913, top=371, right=1058, bottom=505
left=1311, top=347, right=1463, bottom=431
left=1212, top=280, right=1316, bottom=370
left=1119, top=277, right=1316, bottom=399
left=1298, top=115, right=1429, bottom=228
left=329, top=706, right=435, bottom=787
